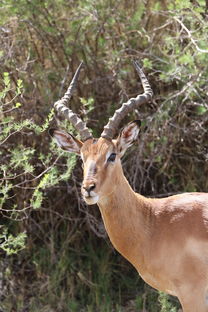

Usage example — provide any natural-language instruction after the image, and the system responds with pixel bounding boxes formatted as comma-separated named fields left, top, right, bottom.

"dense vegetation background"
left=0, top=0, right=208, bottom=311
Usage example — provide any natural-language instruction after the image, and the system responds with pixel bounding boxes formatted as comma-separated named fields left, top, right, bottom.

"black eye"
left=107, top=153, right=116, bottom=162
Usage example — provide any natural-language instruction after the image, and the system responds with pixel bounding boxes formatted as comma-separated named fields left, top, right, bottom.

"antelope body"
left=50, top=62, right=208, bottom=311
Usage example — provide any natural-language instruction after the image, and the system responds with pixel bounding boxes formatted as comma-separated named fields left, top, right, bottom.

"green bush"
left=0, top=0, right=207, bottom=311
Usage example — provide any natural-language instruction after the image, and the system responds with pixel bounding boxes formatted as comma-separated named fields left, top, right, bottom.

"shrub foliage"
left=0, top=0, right=208, bottom=311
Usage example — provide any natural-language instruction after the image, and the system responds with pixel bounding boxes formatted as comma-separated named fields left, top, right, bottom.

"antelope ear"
left=49, top=128, right=83, bottom=154
left=116, top=120, right=141, bottom=157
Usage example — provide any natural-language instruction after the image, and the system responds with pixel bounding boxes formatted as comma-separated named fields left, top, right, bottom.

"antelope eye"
left=107, top=153, right=116, bottom=162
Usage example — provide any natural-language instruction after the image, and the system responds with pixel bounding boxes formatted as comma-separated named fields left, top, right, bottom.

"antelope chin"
left=84, top=195, right=99, bottom=205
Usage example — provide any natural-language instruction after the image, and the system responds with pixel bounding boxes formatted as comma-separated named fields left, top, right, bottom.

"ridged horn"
left=101, top=61, right=153, bottom=140
left=54, top=62, right=92, bottom=141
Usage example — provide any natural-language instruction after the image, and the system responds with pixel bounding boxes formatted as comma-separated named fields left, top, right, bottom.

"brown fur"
left=51, top=126, right=208, bottom=312
left=81, top=138, right=208, bottom=312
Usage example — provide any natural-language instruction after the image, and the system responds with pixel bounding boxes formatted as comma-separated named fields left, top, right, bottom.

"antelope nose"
left=83, top=183, right=96, bottom=195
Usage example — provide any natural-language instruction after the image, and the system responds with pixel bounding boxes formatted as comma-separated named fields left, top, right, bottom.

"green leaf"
left=15, top=102, right=22, bottom=108
left=196, top=106, right=207, bottom=115
left=143, top=58, right=153, bottom=70
left=178, top=52, right=193, bottom=66
left=0, top=229, right=27, bottom=255
left=3, top=72, right=10, bottom=88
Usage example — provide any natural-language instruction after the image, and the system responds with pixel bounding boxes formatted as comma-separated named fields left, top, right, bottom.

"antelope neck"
left=97, top=163, right=152, bottom=270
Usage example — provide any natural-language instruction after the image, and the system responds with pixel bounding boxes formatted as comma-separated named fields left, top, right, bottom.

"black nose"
left=83, top=183, right=96, bottom=195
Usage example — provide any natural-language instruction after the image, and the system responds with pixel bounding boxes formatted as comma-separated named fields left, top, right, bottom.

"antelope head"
left=50, top=62, right=153, bottom=205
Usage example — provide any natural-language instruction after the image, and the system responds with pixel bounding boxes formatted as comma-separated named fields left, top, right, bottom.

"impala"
left=49, top=62, right=208, bottom=312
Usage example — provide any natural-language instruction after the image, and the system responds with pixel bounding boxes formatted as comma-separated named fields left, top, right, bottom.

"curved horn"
left=101, top=61, right=153, bottom=140
left=54, top=62, right=92, bottom=141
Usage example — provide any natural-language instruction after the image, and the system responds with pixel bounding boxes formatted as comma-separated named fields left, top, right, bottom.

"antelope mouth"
left=83, top=194, right=99, bottom=205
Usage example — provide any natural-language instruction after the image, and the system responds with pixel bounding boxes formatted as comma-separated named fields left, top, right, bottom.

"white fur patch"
left=84, top=194, right=99, bottom=205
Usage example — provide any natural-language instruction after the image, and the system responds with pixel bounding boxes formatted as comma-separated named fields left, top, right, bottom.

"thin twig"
left=174, top=17, right=208, bottom=53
